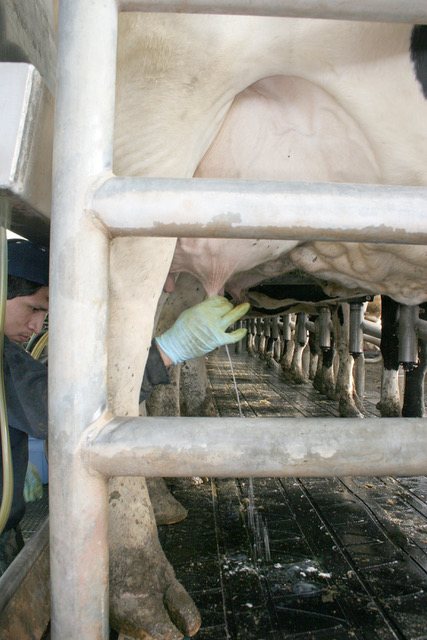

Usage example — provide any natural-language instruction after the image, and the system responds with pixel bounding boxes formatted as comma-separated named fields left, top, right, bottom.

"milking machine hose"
left=0, top=227, right=13, bottom=536
left=26, top=330, right=49, bottom=464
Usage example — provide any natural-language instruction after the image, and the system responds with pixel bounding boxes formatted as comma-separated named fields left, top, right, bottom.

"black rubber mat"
left=21, top=485, right=49, bottom=542
left=157, top=349, right=427, bottom=640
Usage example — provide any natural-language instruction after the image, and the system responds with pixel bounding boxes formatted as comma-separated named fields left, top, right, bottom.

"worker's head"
left=5, top=240, right=49, bottom=344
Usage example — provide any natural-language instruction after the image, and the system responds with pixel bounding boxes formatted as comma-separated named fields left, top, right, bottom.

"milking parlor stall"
left=2, top=1, right=427, bottom=639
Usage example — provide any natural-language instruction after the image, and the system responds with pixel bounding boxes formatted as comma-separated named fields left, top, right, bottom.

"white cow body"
left=115, top=15, right=427, bottom=309
left=108, top=14, right=427, bottom=639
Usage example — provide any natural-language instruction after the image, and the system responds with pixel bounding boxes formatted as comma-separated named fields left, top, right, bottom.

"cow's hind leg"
left=147, top=476, right=189, bottom=526
left=144, top=366, right=189, bottom=525
left=402, top=307, right=427, bottom=418
left=334, top=304, right=363, bottom=417
left=146, top=273, right=212, bottom=516
left=110, top=477, right=200, bottom=640
left=108, top=238, right=201, bottom=639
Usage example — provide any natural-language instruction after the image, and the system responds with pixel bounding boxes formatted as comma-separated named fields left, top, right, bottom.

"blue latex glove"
left=24, top=462, right=44, bottom=503
left=156, top=296, right=250, bottom=365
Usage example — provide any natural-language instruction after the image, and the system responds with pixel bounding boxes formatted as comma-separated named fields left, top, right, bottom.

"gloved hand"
left=156, top=296, right=250, bottom=365
left=24, top=462, right=44, bottom=503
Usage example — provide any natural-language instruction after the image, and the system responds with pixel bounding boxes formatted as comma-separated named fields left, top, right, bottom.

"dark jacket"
left=0, top=337, right=169, bottom=531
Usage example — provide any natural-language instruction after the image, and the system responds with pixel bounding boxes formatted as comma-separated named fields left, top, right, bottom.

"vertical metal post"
left=296, top=312, right=308, bottom=346
left=319, top=307, right=331, bottom=350
left=282, top=314, right=292, bottom=341
left=49, top=1, right=117, bottom=638
left=398, top=304, right=420, bottom=369
left=349, top=301, right=364, bottom=356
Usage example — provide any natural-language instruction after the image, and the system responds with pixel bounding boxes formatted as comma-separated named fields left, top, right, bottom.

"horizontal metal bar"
left=84, top=415, right=427, bottom=478
left=91, top=177, right=427, bottom=244
left=118, top=0, right=427, bottom=24
left=0, top=519, right=49, bottom=612
left=363, top=334, right=381, bottom=347
left=362, top=318, right=382, bottom=340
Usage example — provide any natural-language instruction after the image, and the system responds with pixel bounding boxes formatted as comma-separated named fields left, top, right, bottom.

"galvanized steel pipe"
left=349, top=302, right=364, bottom=356
left=363, top=334, right=381, bottom=347
left=119, top=0, right=427, bottom=24
left=296, top=313, right=308, bottom=345
left=398, top=305, right=419, bottom=365
left=282, top=314, right=293, bottom=341
left=49, top=0, right=116, bottom=638
left=91, top=177, right=427, bottom=244
left=84, top=415, right=427, bottom=478
left=362, top=318, right=382, bottom=340
left=319, top=307, right=332, bottom=349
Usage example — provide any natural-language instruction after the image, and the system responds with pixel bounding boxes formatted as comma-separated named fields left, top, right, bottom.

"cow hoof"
left=266, top=356, right=280, bottom=369
left=289, top=370, right=309, bottom=384
left=354, top=394, right=364, bottom=413
left=376, top=400, right=401, bottom=417
left=322, top=382, right=336, bottom=400
left=147, top=478, right=188, bottom=525
left=110, top=548, right=201, bottom=640
left=312, top=377, right=323, bottom=393
left=338, top=399, right=363, bottom=418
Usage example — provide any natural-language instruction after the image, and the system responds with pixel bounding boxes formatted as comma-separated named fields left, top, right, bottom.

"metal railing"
left=117, top=0, right=427, bottom=23
left=50, top=1, right=427, bottom=638
left=92, top=177, right=427, bottom=243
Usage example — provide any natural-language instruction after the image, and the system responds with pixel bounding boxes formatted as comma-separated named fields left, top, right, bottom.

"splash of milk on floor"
left=224, top=344, right=271, bottom=564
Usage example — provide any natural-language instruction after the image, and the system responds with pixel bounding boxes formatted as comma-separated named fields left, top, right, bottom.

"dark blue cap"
left=7, top=239, right=49, bottom=286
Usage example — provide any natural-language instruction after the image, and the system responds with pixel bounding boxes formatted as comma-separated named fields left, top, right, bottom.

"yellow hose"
left=27, top=330, right=49, bottom=361
left=0, top=227, right=13, bottom=535
left=26, top=330, right=49, bottom=466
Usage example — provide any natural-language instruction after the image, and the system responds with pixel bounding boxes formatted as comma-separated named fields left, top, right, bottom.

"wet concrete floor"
left=157, top=349, right=427, bottom=640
